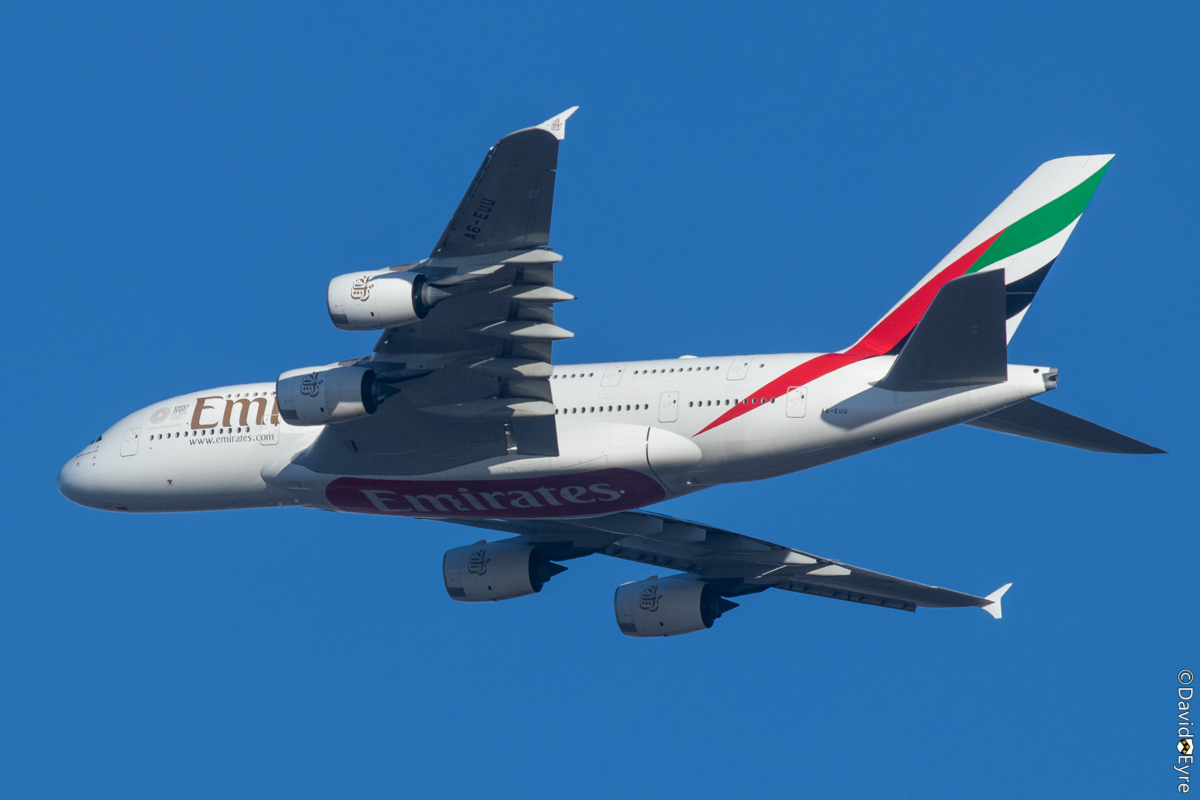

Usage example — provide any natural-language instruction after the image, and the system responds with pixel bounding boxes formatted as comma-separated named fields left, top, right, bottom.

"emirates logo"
left=639, top=585, right=662, bottom=612
left=350, top=276, right=373, bottom=302
left=300, top=373, right=323, bottom=397
left=467, top=548, right=490, bottom=575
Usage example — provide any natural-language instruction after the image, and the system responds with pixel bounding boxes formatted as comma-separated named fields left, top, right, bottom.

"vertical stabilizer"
left=847, top=155, right=1113, bottom=358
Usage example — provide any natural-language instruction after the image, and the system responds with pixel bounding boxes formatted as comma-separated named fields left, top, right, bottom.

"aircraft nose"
left=57, top=456, right=98, bottom=507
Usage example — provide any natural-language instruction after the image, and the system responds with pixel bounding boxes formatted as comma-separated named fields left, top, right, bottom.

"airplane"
left=57, top=107, right=1163, bottom=637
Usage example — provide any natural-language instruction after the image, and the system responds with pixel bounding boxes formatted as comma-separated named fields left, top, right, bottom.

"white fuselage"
left=57, top=352, right=1055, bottom=518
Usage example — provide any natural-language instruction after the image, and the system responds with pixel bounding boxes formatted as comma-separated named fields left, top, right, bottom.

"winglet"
left=536, top=106, right=579, bottom=140
left=981, top=583, right=1013, bottom=620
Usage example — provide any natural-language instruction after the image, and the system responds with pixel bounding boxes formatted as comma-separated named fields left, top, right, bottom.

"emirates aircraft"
left=58, top=108, right=1162, bottom=637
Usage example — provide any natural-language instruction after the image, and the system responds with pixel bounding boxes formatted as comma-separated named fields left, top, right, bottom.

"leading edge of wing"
left=445, top=510, right=1010, bottom=619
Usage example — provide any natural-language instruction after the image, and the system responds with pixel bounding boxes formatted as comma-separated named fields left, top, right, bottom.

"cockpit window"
left=90, top=435, right=102, bottom=444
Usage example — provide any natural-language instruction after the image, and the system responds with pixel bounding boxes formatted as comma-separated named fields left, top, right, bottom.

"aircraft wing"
left=293, top=110, right=579, bottom=475
left=449, top=509, right=1011, bottom=618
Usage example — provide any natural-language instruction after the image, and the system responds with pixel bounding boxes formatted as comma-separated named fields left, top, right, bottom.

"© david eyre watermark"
left=1178, top=669, right=1195, bottom=793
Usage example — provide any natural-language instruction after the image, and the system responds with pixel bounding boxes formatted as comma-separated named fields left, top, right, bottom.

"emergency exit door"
left=120, top=427, right=141, bottom=457
left=786, top=386, right=807, bottom=418
left=659, top=392, right=679, bottom=423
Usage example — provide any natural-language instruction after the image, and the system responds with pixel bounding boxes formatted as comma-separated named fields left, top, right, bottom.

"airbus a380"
left=57, top=108, right=1162, bottom=637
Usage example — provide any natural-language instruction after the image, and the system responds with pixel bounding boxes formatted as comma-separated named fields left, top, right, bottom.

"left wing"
left=449, top=509, right=1011, bottom=618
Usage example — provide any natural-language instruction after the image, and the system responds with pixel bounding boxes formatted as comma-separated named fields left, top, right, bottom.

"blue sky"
left=2, top=2, right=1196, bottom=797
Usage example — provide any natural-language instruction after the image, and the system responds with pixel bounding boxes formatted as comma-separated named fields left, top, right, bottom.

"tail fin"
left=847, top=155, right=1113, bottom=358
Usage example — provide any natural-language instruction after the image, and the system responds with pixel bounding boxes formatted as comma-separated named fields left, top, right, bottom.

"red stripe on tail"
left=694, top=230, right=1005, bottom=436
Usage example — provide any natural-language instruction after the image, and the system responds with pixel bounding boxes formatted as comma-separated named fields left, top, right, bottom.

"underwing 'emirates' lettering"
left=325, top=469, right=664, bottom=519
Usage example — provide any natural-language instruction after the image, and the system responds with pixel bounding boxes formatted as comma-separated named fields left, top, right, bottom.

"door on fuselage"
left=258, top=404, right=280, bottom=446
left=726, top=357, right=752, bottom=381
left=601, top=363, right=626, bottom=387
left=120, top=427, right=141, bottom=457
left=786, top=386, right=808, bottom=418
left=659, top=392, right=679, bottom=423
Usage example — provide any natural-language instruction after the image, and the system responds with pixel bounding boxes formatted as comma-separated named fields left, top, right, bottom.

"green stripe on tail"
left=968, top=160, right=1111, bottom=274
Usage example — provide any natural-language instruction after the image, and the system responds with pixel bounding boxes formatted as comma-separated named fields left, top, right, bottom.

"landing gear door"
left=658, top=391, right=679, bottom=423
left=786, top=386, right=807, bottom=418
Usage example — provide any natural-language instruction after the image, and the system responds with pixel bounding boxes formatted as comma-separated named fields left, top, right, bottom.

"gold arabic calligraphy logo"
left=300, top=373, right=323, bottom=397
left=350, top=275, right=373, bottom=302
left=639, top=585, right=662, bottom=612
left=467, top=548, right=490, bottom=576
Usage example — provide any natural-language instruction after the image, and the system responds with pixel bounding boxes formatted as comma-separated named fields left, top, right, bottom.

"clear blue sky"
left=2, top=2, right=1195, bottom=797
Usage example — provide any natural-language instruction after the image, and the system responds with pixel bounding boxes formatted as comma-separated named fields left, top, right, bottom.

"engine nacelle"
left=327, top=268, right=449, bottom=331
left=276, top=364, right=394, bottom=425
left=443, top=542, right=567, bottom=602
left=614, top=577, right=738, bottom=637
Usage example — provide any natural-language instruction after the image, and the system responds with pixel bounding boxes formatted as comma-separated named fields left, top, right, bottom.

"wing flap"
left=769, top=562, right=994, bottom=612
left=966, top=399, right=1165, bottom=454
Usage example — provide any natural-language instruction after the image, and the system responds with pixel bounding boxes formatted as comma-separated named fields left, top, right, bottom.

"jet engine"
left=443, top=542, right=567, bottom=602
left=276, top=364, right=397, bottom=425
left=613, top=577, right=738, bottom=637
left=327, top=268, right=449, bottom=331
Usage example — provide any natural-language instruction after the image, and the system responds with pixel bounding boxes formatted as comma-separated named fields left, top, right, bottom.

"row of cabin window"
left=150, top=427, right=253, bottom=440
left=555, top=404, right=644, bottom=415
left=632, top=365, right=725, bottom=374
left=689, top=397, right=775, bottom=407
left=551, top=365, right=740, bottom=379
left=553, top=397, right=776, bottom=416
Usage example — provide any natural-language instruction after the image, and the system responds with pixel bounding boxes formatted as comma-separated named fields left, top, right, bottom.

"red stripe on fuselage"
left=694, top=231, right=1004, bottom=436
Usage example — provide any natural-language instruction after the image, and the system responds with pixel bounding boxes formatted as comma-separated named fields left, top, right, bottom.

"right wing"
left=293, top=109, right=580, bottom=477
left=451, top=509, right=1011, bottom=618
left=430, top=107, right=577, bottom=260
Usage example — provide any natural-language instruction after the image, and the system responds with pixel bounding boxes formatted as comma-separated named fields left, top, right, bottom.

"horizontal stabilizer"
left=877, top=269, right=1008, bottom=391
left=966, top=400, right=1165, bottom=454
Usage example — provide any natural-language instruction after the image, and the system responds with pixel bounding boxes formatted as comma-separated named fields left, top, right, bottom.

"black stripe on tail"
left=885, top=259, right=1056, bottom=356
left=1005, top=259, right=1055, bottom=319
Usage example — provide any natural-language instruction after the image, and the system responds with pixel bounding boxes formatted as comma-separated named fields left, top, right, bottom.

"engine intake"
left=614, top=577, right=738, bottom=637
left=327, top=268, right=449, bottom=331
left=276, top=364, right=397, bottom=425
left=444, top=542, right=567, bottom=602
